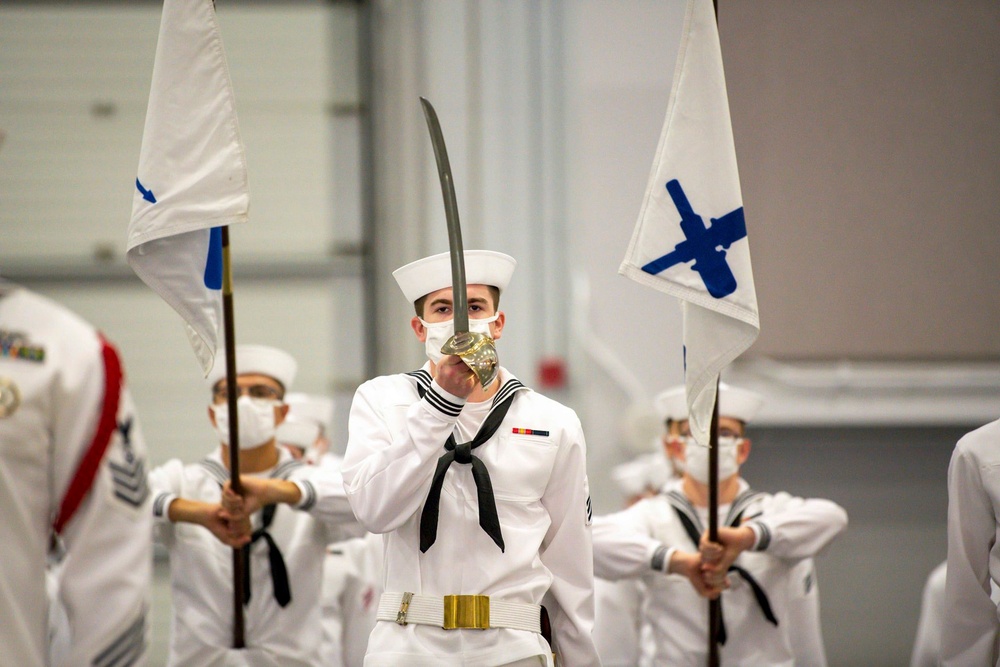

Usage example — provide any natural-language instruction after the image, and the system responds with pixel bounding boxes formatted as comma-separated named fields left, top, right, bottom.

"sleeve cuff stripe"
left=651, top=544, right=670, bottom=572
left=424, top=387, right=463, bottom=416
left=298, top=480, right=317, bottom=510
left=152, top=492, right=174, bottom=518
left=753, top=522, right=771, bottom=551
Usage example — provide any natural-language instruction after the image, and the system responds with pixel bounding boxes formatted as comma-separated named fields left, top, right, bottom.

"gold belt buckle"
left=442, top=594, right=490, bottom=630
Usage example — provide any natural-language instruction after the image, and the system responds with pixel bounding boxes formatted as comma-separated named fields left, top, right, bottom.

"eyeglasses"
left=679, top=426, right=743, bottom=439
left=680, top=434, right=745, bottom=447
left=212, top=384, right=283, bottom=404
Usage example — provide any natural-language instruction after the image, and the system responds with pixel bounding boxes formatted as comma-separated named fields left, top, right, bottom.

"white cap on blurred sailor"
left=207, top=344, right=297, bottom=391
left=276, top=419, right=319, bottom=452
left=206, top=345, right=298, bottom=391
left=653, top=382, right=764, bottom=424
left=283, top=393, right=333, bottom=432
left=392, top=250, right=516, bottom=304
left=277, top=393, right=335, bottom=461
left=611, top=452, right=671, bottom=506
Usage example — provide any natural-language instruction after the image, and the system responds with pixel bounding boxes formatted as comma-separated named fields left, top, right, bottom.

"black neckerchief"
left=666, top=488, right=778, bottom=645
left=412, top=372, right=526, bottom=553
left=243, top=502, right=291, bottom=607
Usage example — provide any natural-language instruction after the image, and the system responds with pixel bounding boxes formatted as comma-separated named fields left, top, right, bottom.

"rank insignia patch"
left=0, top=376, right=21, bottom=418
left=109, top=419, right=149, bottom=508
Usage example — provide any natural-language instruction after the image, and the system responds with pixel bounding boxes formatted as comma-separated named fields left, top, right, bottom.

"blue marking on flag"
left=641, top=179, right=746, bottom=299
left=204, top=227, right=223, bottom=290
left=135, top=178, right=157, bottom=203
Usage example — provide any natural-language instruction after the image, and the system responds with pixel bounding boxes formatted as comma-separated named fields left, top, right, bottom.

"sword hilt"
left=441, top=331, right=499, bottom=389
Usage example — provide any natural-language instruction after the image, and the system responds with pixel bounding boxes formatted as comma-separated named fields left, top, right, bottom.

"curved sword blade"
left=419, top=97, right=469, bottom=334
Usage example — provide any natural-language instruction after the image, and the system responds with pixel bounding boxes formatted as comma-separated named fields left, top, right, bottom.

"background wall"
left=723, top=1, right=1000, bottom=360
left=744, top=425, right=963, bottom=666
left=0, top=1, right=367, bottom=455
left=1, top=1, right=998, bottom=665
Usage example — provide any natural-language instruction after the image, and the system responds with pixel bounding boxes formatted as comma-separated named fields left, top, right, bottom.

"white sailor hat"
left=206, top=344, right=297, bottom=391
left=283, top=393, right=334, bottom=434
left=611, top=452, right=672, bottom=497
left=392, top=250, right=517, bottom=304
left=653, top=382, right=764, bottom=424
left=275, top=418, right=320, bottom=450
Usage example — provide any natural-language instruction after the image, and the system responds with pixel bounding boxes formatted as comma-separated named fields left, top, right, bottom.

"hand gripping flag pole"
left=126, top=0, right=250, bottom=647
left=618, top=0, right=760, bottom=664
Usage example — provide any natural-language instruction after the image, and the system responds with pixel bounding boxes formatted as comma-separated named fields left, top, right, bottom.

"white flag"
left=619, top=0, right=759, bottom=447
left=127, top=0, right=249, bottom=375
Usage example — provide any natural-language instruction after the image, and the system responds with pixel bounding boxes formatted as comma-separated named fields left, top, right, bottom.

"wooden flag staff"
left=708, top=2, right=722, bottom=662
left=220, top=225, right=246, bottom=648
left=707, top=381, right=721, bottom=666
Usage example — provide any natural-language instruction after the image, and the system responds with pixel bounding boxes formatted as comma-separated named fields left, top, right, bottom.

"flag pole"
left=706, top=6, right=722, bottom=666
left=126, top=0, right=250, bottom=644
left=616, top=0, right=759, bottom=659
left=707, top=381, right=721, bottom=667
left=220, top=226, right=246, bottom=648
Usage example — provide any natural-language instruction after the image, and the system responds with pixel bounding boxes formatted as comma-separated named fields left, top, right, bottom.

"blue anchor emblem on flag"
left=641, top=179, right=747, bottom=299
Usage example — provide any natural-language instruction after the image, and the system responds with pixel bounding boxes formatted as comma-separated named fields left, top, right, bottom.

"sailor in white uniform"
left=321, top=532, right=385, bottom=667
left=0, top=281, right=152, bottom=667
left=342, top=250, right=601, bottom=667
left=917, top=558, right=1000, bottom=667
left=942, top=418, right=1000, bottom=666
left=277, top=392, right=335, bottom=464
left=275, top=392, right=384, bottom=667
left=593, top=452, right=672, bottom=666
left=149, top=344, right=359, bottom=666
left=912, top=560, right=948, bottom=667
left=592, top=383, right=847, bottom=666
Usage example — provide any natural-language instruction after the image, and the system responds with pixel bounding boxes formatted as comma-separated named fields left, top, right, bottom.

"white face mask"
left=211, top=396, right=281, bottom=449
left=419, top=313, right=499, bottom=364
left=682, top=436, right=743, bottom=485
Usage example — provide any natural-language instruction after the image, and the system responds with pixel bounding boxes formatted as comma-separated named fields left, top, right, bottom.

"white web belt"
left=377, top=592, right=542, bottom=633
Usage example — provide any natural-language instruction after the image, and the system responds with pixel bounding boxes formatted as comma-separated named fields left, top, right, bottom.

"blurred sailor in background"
left=149, top=344, right=360, bottom=666
left=592, top=383, right=846, bottom=666
left=942, top=418, right=1000, bottom=666
left=0, top=281, right=152, bottom=667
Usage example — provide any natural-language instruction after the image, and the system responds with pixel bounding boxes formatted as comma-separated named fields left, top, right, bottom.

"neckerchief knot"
left=415, top=378, right=521, bottom=554
left=452, top=441, right=473, bottom=464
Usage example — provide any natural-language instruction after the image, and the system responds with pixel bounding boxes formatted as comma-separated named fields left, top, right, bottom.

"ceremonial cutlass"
left=419, top=97, right=499, bottom=389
